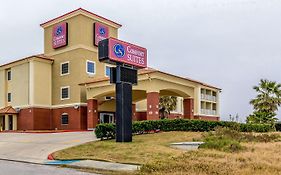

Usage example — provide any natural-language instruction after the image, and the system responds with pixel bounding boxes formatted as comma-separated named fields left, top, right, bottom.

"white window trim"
left=60, top=61, right=70, bottom=76
left=104, top=65, right=113, bottom=77
left=86, top=60, right=96, bottom=75
left=61, top=113, right=69, bottom=125
left=61, top=86, right=70, bottom=100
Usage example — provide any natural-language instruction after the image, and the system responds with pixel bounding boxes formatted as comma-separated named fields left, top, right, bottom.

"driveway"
left=0, top=132, right=97, bottom=163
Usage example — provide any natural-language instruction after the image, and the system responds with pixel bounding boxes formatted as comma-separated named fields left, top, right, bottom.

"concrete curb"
left=0, top=130, right=92, bottom=134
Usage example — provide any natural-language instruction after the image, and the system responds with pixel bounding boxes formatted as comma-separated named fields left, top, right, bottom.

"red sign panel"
left=94, top=22, right=109, bottom=46
left=52, top=22, right=68, bottom=49
left=108, top=38, right=147, bottom=68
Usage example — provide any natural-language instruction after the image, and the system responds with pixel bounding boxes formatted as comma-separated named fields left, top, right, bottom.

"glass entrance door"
left=99, top=113, right=115, bottom=124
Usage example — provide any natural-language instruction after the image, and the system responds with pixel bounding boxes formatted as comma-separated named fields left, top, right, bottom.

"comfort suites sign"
left=52, top=22, right=68, bottom=49
left=99, top=38, right=147, bottom=68
left=94, top=22, right=109, bottom=46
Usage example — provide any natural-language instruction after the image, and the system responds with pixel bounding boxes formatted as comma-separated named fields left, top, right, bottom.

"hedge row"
left=95, top=119, right=273, bottom=139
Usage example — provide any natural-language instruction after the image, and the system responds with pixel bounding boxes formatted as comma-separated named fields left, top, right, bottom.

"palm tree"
left=159, top=96, right=177, bottom=119
left=248, top=79, right=281, bottom=123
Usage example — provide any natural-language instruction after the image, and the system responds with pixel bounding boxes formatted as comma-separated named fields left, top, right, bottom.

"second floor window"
left=61, top=62, right=69, bottom=75
left=87, top=61, right=95, bottom=75
left=61, top=87, right=70, bottom=100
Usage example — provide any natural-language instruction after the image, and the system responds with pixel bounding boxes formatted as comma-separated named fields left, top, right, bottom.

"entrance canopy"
left=0, top=106, right=18, bottom=115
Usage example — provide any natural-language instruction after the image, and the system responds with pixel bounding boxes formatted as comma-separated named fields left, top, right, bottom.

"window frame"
left=7, top=70, right=11, bottom=81
left=60, top=86, right=70, bottom=100
left=105, top=65, right=112, bottom=77
left=7, top=93, right=11, bottom=103
left=61, top=113, right=69, bottom=125
left=60, top=61, right=70, bottom=76
left=86, top=60, right=96, bottom=75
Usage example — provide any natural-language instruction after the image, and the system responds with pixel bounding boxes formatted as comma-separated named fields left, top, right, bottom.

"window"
left=7, top=93, right=11, bottom=102
left=105, top=66, right=111, bottom=77
left=61, top=113, right=69, bottom=125
left=86, top=61, right=95, bottom=75
left=61, top=86, right=70, bottom=100
left=7, top=70, right=11, bottom=81
left=61, top=62, right=69, bottom=75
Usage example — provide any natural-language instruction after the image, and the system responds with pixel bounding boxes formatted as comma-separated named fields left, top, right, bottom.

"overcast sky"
left=1, top=0, right=281, bottom=121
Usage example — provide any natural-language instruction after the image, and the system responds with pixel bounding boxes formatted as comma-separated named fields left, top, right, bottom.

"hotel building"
left=0, top=8, right=221, bottom=131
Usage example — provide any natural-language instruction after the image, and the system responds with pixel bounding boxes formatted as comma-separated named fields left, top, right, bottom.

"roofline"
left=0, top=55, right=54, bottom=68
left=155, top=70, right=221, bottom=90
left=79, top=68, right=221, bottom=90
left=40, top=8, right=122, bottom=28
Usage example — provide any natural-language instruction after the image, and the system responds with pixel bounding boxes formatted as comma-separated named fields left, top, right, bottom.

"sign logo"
left=114, top=44, right=125, bottom=58
left=55, top=26, right=63, bottom=36
left=99, top=27, right=106, bottom=35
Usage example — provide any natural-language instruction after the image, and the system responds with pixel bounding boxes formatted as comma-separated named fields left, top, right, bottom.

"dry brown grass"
left=139, top=142, right=281, bottom=175
left=54, top=132, right=281, bottom=175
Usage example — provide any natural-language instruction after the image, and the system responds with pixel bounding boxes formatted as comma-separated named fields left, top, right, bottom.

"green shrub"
left=95, top=123, right=116, bottom=140
left=95, top=119, right=274, bottom=139
left=200, top=136, right=243, bottom=152
left=200, top=127, right=280, bottom=152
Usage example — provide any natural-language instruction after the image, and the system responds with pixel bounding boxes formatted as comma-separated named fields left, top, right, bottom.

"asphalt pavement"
left=0, top=132, right=96, bottom=163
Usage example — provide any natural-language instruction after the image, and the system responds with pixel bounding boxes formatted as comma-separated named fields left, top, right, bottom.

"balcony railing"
left=200, top=109, right=217, bottom=115
left=201, top=94, right=217, bottom=102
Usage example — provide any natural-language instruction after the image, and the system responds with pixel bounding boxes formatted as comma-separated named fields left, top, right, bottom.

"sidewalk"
left=45, top=159, right=141, bottom=171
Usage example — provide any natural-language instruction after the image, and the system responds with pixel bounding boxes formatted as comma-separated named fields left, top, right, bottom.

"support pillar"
left=87, top=99, right=98, bottom=130
left=146, top=92, right=160, bottom=120
left=13, top=115, right=17, bottom=130
left=184, top=98, right=194, bottom=119
left=4, top=115, right=9, bottom=131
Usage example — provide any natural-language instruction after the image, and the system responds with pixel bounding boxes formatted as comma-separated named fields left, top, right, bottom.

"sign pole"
left=115, top=64, right=133, bottom=142
left=98, top=38, right=147, bottom=143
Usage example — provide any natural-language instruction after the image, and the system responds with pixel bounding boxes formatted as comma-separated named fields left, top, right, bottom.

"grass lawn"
left=53, top=131, right=281, bottom=175
left=53, top=131, right=202, bottom=164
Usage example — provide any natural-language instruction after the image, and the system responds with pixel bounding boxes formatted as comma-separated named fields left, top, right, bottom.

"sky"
left=1, top=0, right=281, bottom=122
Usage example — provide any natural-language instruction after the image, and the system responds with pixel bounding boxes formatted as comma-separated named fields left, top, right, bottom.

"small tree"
left=247, top=79, right=281, bottom=124
left=246, top=111, right=277, bottom=124
left=159, top=96, right=177, bottom=119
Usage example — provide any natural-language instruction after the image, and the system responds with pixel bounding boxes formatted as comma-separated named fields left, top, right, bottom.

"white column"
left=13, top=115, right=17, bottom=130
left=4, top=115, right=9, bottom=130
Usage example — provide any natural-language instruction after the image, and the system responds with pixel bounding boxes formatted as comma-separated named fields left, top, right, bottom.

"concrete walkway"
left=0, top=132, right=140, bottom=172
left=47, top=160, right=140, bottom=171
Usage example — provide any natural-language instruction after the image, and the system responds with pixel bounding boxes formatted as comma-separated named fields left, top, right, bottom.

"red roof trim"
left=40, top=8, right=122, bottom=27
left=0, top=55, right=54, bottom=68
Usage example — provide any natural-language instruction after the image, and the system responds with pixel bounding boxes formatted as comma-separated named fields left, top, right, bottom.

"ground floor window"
left=61, top=113, right=69, bottom=125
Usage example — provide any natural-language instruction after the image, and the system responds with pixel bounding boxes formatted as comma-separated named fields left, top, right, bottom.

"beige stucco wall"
left=32, top=60, right=52, bottom=106
left=43, top=12, right=119, bottom=106
left=10, top=63, right=29, bottom=107
left=51, top=48, right=112, bottom=105
left=0, top=70, right=5, bottom=108
left=44, top=14, right=118, bottom=55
